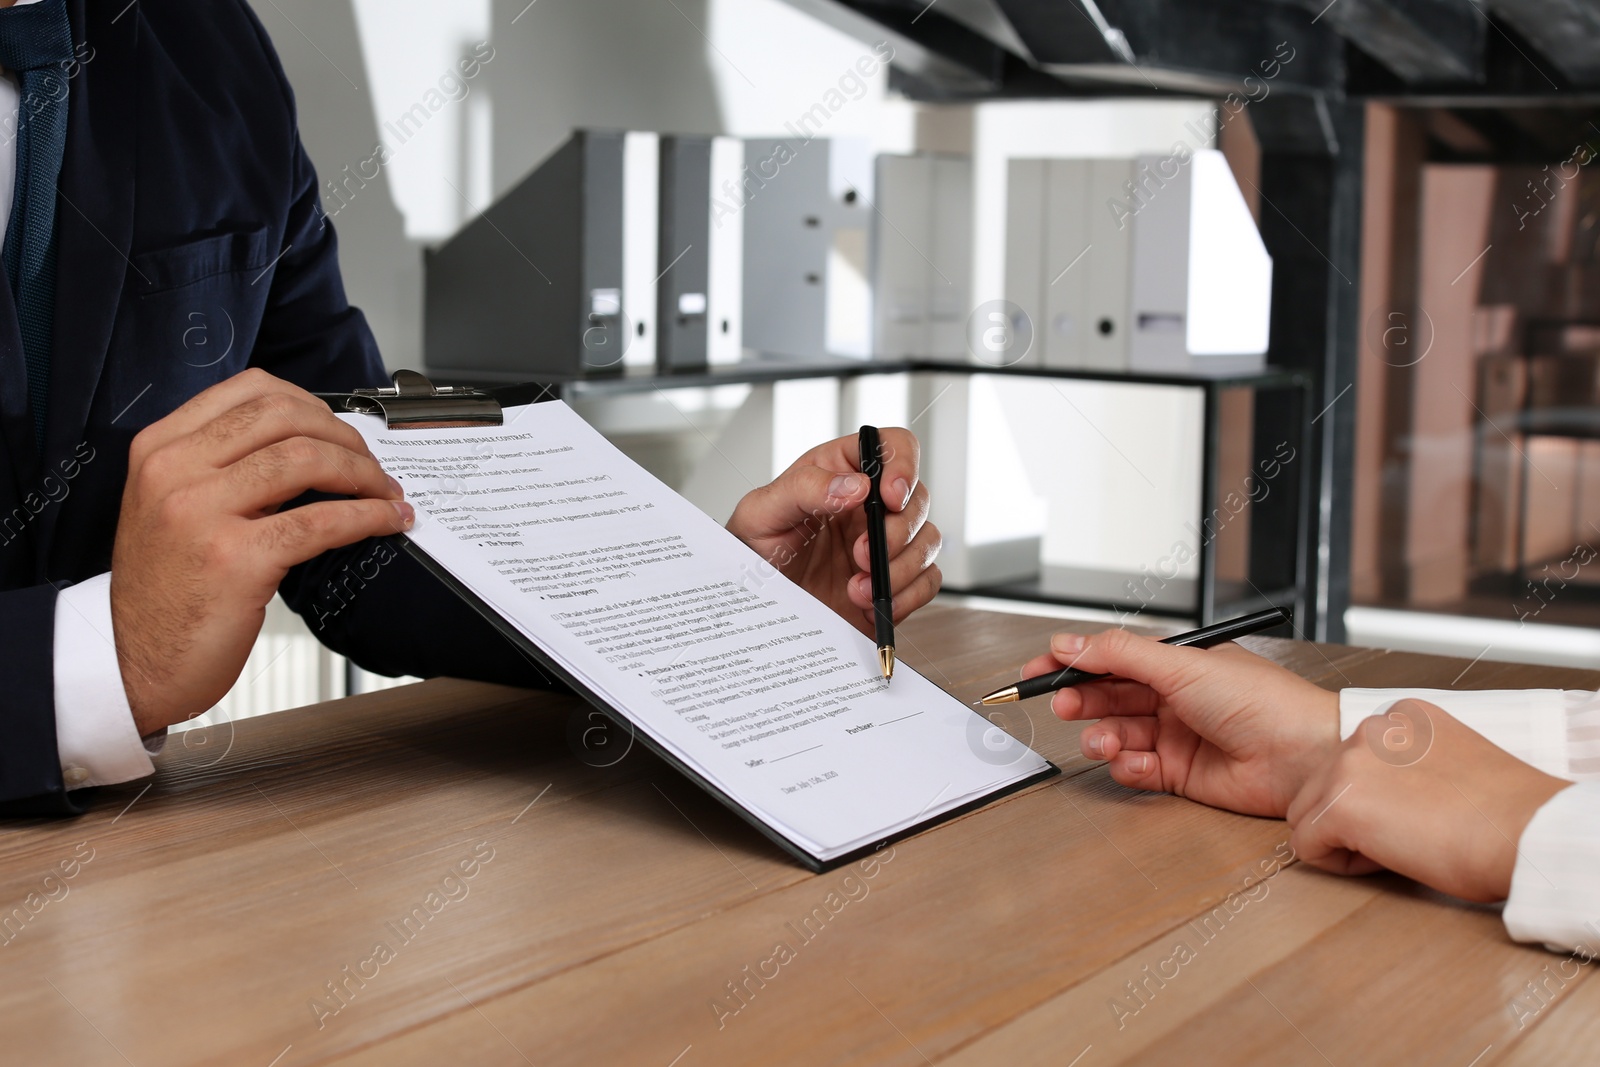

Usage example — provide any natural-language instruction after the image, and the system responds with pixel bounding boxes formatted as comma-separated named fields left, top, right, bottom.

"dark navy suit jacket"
left=0, top=0, right=547, bottom=812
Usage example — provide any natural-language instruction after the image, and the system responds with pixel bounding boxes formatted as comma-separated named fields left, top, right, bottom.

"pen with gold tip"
left=859, top=425, right=895, bottom=682
left=974, top=607, right=1291, bottom=705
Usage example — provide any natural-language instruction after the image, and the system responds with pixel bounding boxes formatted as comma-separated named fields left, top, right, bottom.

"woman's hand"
left=1286, top=700, right=1570, bottom=901
left=1022, top=629, right=1339, bottom=817
left=725, top=428, right=941, bottom=637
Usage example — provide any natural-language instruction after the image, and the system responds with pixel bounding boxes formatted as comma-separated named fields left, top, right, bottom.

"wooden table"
left=3, top=602, right=1598, bottom=1066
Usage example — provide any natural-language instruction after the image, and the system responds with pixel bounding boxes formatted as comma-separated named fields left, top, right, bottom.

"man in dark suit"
left=0, top=0, right=942, bottom=811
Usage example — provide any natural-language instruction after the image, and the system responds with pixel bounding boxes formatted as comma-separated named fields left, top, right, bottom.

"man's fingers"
left=223, top=439, right=400, bottom=513
left=795, top=427, right=922, bottom=511
left=849, top=519, right=940, bottom=606
left=129, top=368, right=326, bottom=457
left=849, top=562, right=942, bottom=625
left=184, top=392, right=377, bottom=470
left=853, top=482, right=930, bottom=571
left=874, top=427, right=920, bottom=511
left=252, top=498, right=413, bottom=570
left=731, top=462, right=867, bottom=544
left=888, top=562, right=941, bottom=623
left=1080, top=716, right=1159, bottom=761
left=1052, top=678, right=1162, bottom=721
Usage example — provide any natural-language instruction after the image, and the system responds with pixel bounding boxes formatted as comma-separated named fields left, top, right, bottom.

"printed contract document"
left=344, top=401, right=1056, bottom=870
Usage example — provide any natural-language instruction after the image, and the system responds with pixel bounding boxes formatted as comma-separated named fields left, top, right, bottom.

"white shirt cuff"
left=52, top=573, right=156, bottom=789
left=1504, top=782, right=1600, bottom=954
left=1338, top=688, right=1575, bottom=780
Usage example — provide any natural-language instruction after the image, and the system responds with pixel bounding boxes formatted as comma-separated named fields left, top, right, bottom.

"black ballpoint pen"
left=858, top=425, right=895, bottom=682
left=974, top=606, right=1292, bottom=705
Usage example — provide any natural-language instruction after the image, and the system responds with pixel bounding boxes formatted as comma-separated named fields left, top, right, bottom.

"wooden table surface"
left=3, top=602, right=1598, bottom=1066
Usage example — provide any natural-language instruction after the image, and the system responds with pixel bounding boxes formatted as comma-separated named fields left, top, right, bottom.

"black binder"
left=320, top=372, right=1059, bottom=872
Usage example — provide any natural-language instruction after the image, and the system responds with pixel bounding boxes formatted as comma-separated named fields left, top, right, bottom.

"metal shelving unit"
left=440, top=356, right=1314, bottom=632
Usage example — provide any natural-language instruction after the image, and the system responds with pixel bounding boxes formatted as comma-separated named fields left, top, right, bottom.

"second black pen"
left=974, top=606, right=1292, bottom=706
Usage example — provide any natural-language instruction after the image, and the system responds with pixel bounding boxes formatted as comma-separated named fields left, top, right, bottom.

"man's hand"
left=1022, top=630, right=1339, bottom=817
left=111, top=369, right=412, bottom=736
left=1286, top=700, right=1570, bottom=902
left=725, top=428, right=941, bottom=637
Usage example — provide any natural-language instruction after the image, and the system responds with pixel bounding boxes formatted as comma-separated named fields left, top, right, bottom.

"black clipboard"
left=323, top=372, right=1061, bottom=872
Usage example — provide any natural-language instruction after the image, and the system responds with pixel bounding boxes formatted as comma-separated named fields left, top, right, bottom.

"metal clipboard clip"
left=316, top=369, right=502, bottom=429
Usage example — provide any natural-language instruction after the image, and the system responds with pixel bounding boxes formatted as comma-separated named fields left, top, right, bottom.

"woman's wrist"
left=1480, top=770, right=1571, bottom=899
left=1282, top=685, right=1341, bottom=803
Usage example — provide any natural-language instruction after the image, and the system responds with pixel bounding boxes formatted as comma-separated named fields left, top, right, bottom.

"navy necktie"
left=0, top=0, right=72, bottom=450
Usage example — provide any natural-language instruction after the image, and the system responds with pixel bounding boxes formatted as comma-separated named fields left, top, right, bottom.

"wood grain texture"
left=0, top=601, right=1592, bottom=1066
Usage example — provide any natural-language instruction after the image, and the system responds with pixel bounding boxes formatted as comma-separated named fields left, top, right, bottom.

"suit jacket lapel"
left=44, top=0, right=135, bottom=461
left=36, top=0, right=136, bottom=553
left=0, top=266, right=35, bottom=551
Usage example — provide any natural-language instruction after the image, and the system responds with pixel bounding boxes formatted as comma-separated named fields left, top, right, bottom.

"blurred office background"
left=193, top=0, right=1600, bottom=731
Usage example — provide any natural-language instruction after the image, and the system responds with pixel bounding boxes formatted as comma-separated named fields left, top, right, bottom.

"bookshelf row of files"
left=424, top=129, right=1274, bottom=384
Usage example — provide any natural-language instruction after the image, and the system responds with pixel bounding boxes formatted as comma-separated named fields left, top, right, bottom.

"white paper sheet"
left=344, top=401, right=1052, bottom=862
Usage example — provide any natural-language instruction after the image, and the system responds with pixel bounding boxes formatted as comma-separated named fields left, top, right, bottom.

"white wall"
left=705, top=0, right=916, bottom=148
left=248, top=0, right=422, bottom=369
left=348, top=0, right=494, bottom=238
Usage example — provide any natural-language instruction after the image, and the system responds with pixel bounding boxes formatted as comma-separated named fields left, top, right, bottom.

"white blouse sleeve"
left=1502, top=783, right=1600, bottom=954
